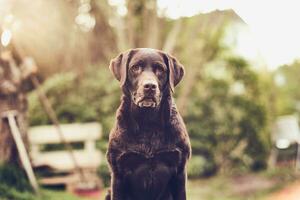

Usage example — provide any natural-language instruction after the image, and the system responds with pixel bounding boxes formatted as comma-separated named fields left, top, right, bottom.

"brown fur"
left=106, top=48, right=191, bottom=200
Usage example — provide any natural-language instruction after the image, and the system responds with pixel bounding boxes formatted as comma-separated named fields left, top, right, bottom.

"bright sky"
left=158, top=0, right=300, bottom=70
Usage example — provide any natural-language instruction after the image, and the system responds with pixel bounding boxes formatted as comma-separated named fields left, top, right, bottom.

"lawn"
left=186, top=168, right=298, bottom=200
left=1, top=168, right=297, bottom=200
left=96, top=169, right=297, bottom=200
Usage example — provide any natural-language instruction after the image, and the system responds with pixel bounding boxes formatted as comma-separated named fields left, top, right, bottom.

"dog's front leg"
left=110, top=174, right=125, bottom=200
left=107, top=148, right=126, bottom=200
left=171, top=169, right=187, bottom=200
left=105, top=174, right=125, bottom=200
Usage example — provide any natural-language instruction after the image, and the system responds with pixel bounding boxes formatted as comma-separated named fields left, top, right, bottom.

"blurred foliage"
left=0, top=164, right=40, bottom=200
left=0, top=0, right=117, bottom=76
left=274, top=60, right=300, bottom=115
left=187, top=156, right=216, bottom=178
left=97, top=162, right=111, bottom=187
left=0, top=184, right=36, bottom=200
left=185, top=56, right=270, bottom=173
left=22, top=1, right=276, bottom=180
left=0, top=163, right=32, bottom=192
left=28, top=66, right=120, bottom=139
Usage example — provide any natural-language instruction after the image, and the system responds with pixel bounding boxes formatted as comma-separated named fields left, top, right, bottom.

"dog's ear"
left=164, top=53, right=185, bottom=92
left=109, top=49, right=133, bottom=87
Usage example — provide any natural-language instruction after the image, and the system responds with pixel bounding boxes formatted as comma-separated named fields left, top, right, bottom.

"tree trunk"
left=0, top=94, right=29, bottom=165
left=0, top=56, right=29, bottom=165
left=143, top=0, right=159, bottom=48
left=0, top=113, right=28, bottom=164
left=126, top=0, right=160, bottom=48
left=163, top=19, right=183, bottom=53
left=0, top=117, right=19, bottom=163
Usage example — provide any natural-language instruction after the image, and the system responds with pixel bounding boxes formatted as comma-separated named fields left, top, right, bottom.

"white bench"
left=28, top=122, right=103, bottom=189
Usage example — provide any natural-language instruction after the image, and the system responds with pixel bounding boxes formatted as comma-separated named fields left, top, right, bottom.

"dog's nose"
left=143, top=81, right=157, bottom=91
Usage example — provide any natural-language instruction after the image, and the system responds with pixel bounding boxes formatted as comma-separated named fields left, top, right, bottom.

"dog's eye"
left=155, top=65, right=164, bottom=75
left=131, top=65, right=141, bottom=74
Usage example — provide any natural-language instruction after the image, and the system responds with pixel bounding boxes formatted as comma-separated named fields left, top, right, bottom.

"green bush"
left=28, top=66, right=120, bottom=139
left=187, top=156, right=216, bottom=178
left=97, top=162, right=111, bottom=187
left=185, top=57, right=271, bottom=173
left=0, top=184, right=37, bottom=200
left=0, top=163, right=37, bottom=200
left=0, top=164, right=32, bottom=192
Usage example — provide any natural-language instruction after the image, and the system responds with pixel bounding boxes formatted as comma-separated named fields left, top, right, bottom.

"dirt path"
left=265, top=181, right=300, bottom=200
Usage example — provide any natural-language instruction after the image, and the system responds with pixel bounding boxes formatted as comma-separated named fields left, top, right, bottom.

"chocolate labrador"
left=106, top=48, right=191, bottom=200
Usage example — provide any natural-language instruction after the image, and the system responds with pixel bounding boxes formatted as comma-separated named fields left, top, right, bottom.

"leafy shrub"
left=97, top=162, right=111, bottom=187
left=0, top=184, right=37, bottom=200
left=185, top=57, right=270, bottom=173
left=187, top=156, right=216, bottom=178
left=0, top=163, right=37, bottom=200
left=0, top=164, right=32, bottom=192
left=28, top=66, right=120, bottom=139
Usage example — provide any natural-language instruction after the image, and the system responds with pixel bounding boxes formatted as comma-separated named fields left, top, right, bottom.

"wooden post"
left=1, top=110, right=39, bottom=193
left=296, top=141, right=300, bottom=171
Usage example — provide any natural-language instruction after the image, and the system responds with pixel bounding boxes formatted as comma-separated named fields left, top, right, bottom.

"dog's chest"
left=132, top=131, right=164, bottom=152
left=116, top=131, right=180, bottom=199
left=118, top=149, right=180, bottom=199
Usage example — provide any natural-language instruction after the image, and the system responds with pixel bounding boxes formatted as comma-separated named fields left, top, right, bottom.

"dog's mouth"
left=137, top=98, right=157, bottom=108
left=132, top=92, right=160, bottom=108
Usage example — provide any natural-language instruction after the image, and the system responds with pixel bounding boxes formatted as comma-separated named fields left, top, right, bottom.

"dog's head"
left=109, top=48, right=184, bottom=108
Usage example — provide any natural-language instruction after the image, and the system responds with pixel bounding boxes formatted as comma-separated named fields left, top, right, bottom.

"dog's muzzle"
left=132, top=79, right=162, bottom=108
left=138, top=98, right=157, bottom=108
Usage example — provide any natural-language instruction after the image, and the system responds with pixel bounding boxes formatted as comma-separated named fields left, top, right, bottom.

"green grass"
left=0, top=187, right=85, bottom=200
left=187, top=177, right=263, bottom=200
left=40, top=190, right=88, bottom=200
left=1, top=169, right=298, bottom=200
left=186, top=168, right=299, bottom=200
